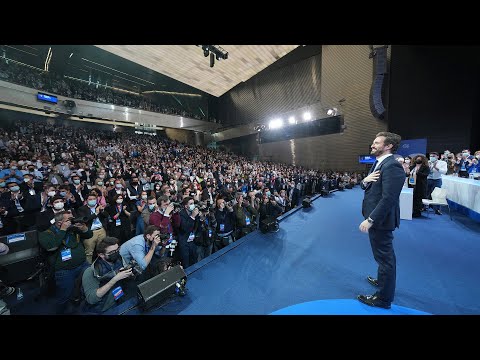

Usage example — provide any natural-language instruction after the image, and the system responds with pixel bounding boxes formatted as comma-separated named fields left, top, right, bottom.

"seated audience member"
left=177, top=197, right=200, bottom=268
left=76, top=192, right=108, bottom=263
left=104, top=194, right=131, bottom=245
left=82, top=237, right=137, bottom=314
left=36, top=195, right=76, bottom=232
left=38, top=211, right=92, bottom=314
left=213, top=197, right=235, bottom=251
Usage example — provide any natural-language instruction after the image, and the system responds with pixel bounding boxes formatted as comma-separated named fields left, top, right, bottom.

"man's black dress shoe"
left=357, top=294, right=391, bottom=309
left=367, top=276, right=379, bottom=287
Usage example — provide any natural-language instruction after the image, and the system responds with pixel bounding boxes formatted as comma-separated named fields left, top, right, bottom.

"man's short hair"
left=96, top=237, right=119, bottom=255
left=182, top=196, right=193, bottom=206
left=430, top=152, right=439, bottom=156
left=144, top=225, right=160, bottom=237
left=376, top=132, right=402, bottom=153
left=157, top=195, right=169, bottom=204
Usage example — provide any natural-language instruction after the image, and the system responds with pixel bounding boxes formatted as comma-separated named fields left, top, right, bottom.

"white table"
left=441, top=175, right=480, bottom=214
left=400, top=186, right=413, bottom=220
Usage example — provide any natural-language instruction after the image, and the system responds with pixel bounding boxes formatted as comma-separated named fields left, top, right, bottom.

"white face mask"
left=53, top=202, right=64, bottom=210
left=116, top=199, right=123, bottom=204
left=189, top=204, right=195, bottom=212
left=47, top=191, right=56, bottom=197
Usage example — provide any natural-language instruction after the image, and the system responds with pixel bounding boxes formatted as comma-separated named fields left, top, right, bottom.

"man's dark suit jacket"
left=361, top=155, right=406, bottom=231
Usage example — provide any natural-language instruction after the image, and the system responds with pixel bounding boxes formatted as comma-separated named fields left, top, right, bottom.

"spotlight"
left=326, top=108, right=338, bottom=116
left=288, top=116, right=296, bottom=124
left=202, top=45, right=209, bottom=57
left=303, top=112, right=312, bottom=121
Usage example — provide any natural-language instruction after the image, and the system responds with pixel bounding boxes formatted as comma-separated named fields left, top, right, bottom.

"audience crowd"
left=0, top=60, right=211, bottom=121
left=1, top=116, right=478, bottom=314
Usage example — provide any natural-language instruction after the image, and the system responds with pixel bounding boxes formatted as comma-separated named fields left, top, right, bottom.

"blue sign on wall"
left=397, top=138, right=427, bottom=157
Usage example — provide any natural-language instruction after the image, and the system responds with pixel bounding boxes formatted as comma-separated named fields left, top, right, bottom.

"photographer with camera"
left=149, top=195, right=181, bottom=239
left=259, top=194, right=283, bottom=223
left=38, top=211, right=92, bottom=314
left=194, top=202, right=217, bottom=262
left=213, top=197, right=235, bottom=251
left=82, top=236, right=137, bottom=314
left=233, top=192, right=258, bottom=240
left=119, top=225, right=170, bottom=280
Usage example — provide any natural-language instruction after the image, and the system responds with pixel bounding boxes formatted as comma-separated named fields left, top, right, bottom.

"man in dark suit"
left=358, top=132, right=405, bottom=309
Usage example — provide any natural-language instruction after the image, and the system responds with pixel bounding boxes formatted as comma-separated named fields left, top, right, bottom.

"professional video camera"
left=70, top=215, right=92, bottom=224
left=122, top=259, right=143, bottom=277
left=171, top=202, right=182, bottom=213
left=158, top=232, right=178, bottom=256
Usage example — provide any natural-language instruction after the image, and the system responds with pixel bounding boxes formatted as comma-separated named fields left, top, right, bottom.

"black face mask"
left=105, top=250, right=120, bottom=263
left=131, top=182, right=138, bottom=186
left=416, top=159, right=423, bottom=164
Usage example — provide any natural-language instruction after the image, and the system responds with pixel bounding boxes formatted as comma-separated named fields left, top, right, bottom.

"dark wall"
left=216, top=46, right=323, bottom=126
left=388, top=46, right=480, bottom=153
left=219, top=133, right=259, bottom=158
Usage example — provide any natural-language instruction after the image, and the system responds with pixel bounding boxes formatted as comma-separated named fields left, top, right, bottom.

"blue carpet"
left=8, top=187, right=480, bottom=315
left=140, top=187, right=480, bottom=315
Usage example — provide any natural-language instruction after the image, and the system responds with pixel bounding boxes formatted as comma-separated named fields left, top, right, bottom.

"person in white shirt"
left=427, top=152, right=448, bottom=215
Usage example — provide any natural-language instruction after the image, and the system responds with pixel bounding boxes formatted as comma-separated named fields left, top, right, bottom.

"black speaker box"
left=136, top=265, right=187, bottom=311
left=260, top=217, right=279, bottom=233
left=302, top=197, right=312, bottom=208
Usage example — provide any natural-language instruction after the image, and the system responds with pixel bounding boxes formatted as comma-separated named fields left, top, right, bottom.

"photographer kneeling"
left=82, top=237, right=138, bottom=314
left=119, top=225, right=171, bottom=281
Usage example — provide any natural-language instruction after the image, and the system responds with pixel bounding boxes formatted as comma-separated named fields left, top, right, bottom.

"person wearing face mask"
left=141, top=196, right=158, bottom=232
left=108, top=180, right=126, bottom=204
left=133, top=191, right=149, bottom=235
left=76, top=192, right=108, bottom=263
left=70, top=174, right=88, bottom=206
left=105, top=194, right=131, bottom=245
left=35, top=195, right=77, bottom=233
left=177, top=197, right=200, bottom=268
left=0, top=161, right=24, bottom=184
left=213, top=198, right=235, bottom=251
left=39, top=211, right=92, bottom=314
left=470, top=150, right=480, bottom=174
left=402, top=157, right=411, bottom=176
left=426, top=152, right=448, bottom=215
left=82, top=236, right=137, bottom=314
left=126, top=176, right=140, bottom=204
left=23, top=164, right=43, bottom=183
left=149, top=195, right=180, bottom=238
left=408, top=155, right=430, bottom=218
left=456, top=149, right=474, bottom=178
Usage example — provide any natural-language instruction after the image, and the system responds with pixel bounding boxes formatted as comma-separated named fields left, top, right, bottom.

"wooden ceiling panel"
left=95, top=45, right=299, bottom=97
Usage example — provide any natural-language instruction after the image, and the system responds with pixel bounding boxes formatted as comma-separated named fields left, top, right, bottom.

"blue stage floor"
left=125, top=187, right=480, bottom=315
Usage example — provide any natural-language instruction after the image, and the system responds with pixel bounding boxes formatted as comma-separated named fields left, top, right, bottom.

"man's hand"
left=60, top=218, right=72, bottom=231
left=114, top=268, right=133, bottom=281
left=363, top=171, right=380, bottom=184
left=165, top=203, right=174, bottom=215
left=359, top=219, right=373, bottom=233
left=74, top=222, right=88, bottom=232
left=191, top=207, right=200, bottom=218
